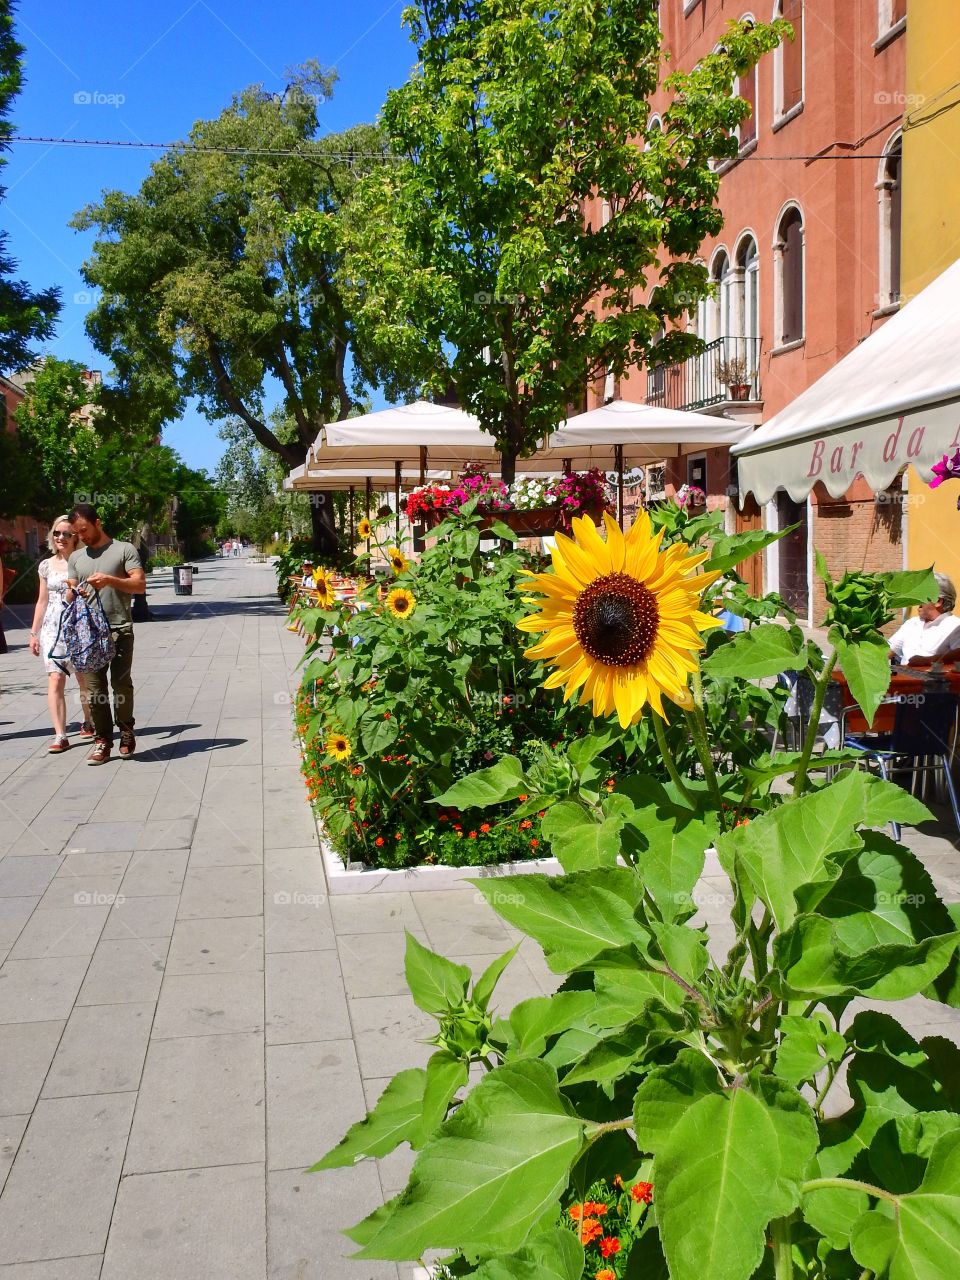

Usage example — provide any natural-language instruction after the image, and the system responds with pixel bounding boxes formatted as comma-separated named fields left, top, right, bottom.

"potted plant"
left=715, top=354, right=752, bottom=400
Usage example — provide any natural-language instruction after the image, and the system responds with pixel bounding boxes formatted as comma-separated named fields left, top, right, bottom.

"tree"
left=0, top=2, right=59, bottom=371
left=7, top=356, right=215, bottom=549
left=329, top=0, right=785, bottom=481
left=73, top=65, right=417, bottom=551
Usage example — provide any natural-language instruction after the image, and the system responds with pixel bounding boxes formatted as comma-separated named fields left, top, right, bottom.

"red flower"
left=519, top=819, right=532, bottom=830
left=375, top=836, right=385, bottom=847
left=631, top=1181, right=653, bottom=1205
left=518, top=794, right=528, bottom=801
left=529, top=838, right=539, bottom=848
left=599, top=1237, right=621, bottom=1258
left=468, top=831, right=478, bottom=839
left=583, top=1201, right=608, bottom=1216
left=596, top=1271, right=616, bottom=1280
left=480, top=822, right=491, bottom=833
left=568, top=1204, right=584, bottom=1221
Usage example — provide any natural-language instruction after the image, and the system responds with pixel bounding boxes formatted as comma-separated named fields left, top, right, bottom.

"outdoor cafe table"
left=832, top=663, right=960, bottom=735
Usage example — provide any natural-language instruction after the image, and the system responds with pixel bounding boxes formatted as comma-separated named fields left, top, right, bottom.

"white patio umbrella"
left=543, top=399, right=754, bottom=518
left=309, top=401, right=504, bottom=475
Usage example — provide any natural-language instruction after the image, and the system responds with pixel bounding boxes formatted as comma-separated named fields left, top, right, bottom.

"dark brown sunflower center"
left=394, top=597, right=409, bottom=612
left=572, top=573, right=659, bottom=666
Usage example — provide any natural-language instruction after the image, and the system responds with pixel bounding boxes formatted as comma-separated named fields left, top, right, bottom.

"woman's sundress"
left=38, top=557, right=75, bottom=675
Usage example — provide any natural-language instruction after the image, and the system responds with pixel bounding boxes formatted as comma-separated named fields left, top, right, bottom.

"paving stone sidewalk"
left=0, top=556, right=957, bottom=1279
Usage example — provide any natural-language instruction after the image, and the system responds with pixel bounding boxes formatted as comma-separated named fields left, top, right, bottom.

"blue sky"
left=4, top=0, right=416, bottom=471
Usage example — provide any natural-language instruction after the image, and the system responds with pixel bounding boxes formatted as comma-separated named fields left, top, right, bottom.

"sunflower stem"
left=792, top=652, right=838, bottom=796
left=652, top=713, right=696, bottom=808
left=684, top=708, right=728, bottom=832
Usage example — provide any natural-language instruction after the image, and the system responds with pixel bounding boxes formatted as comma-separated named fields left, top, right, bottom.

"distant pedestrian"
left=29, top=517, right=94, bottom=752
left=65, top=503, right=146, bottom=766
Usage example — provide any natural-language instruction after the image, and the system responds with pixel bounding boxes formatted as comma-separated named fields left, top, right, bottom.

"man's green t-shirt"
left=68, top=539, right=142, bottom=633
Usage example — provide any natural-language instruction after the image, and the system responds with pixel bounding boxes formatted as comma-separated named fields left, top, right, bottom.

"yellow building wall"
left=903, top=3, right=960, bottom=589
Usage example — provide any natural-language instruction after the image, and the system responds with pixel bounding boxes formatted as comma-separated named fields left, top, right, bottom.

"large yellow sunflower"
left=518, top=512, right=721, bottom=725
left=387, top=545, right=410, bottom=575
left=325, top=731, right=352, bottom=761
left=357, top=517, right=373, bottom=540
left=386, top=587, right=416, bottom=620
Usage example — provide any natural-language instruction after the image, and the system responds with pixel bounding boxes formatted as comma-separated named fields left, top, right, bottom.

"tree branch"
left=206, top=336, right=301, bottom=466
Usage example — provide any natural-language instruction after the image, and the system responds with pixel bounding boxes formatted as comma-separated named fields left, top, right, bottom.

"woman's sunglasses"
left=52, top=531, right=75, bottom=539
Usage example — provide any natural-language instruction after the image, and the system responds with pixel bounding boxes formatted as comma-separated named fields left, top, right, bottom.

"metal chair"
left=842, top=689, right=960, bottom=839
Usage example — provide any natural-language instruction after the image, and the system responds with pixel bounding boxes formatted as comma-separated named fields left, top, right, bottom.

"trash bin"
left=173, top=565, right=193, bottom=596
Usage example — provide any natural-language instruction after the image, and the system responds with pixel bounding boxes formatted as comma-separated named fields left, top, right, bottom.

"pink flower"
left=930, top=449, right=960, bottom=489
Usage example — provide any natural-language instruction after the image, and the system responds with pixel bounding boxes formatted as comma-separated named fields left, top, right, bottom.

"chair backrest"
left=891, top=689, right=958, bottom=756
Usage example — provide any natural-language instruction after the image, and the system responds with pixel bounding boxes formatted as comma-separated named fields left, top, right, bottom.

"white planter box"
left=320, top=833, right=562, bottom=896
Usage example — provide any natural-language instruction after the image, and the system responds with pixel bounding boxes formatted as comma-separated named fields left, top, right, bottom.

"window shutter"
left=781, top=0, right=803, bottom=112
left=738, top=69, right=757, bottom=145
left=781, top=213, right=803, bottom=344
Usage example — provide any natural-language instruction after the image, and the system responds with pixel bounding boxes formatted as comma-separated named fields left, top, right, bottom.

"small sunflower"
left=325, top=731, right=352, bottom=761
left=314, top=570, right=336, bottom=608
left=386, top=587, right=416, bottom=620
left=518, top=512, right=721, bottom=725
left=357, top=517, right=372, bottom=540
left=387, top=545, right=410, bottom=575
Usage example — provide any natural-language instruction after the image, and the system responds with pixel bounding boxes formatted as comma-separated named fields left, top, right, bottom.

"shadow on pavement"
left=133, top=736, right=247, bottom=762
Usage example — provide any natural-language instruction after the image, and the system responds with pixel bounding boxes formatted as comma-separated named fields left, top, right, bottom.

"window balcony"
left=645, top=335, right=762, bottom=412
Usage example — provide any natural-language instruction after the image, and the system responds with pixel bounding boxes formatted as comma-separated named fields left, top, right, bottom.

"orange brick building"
left=589, top=0, right=908, bottom=621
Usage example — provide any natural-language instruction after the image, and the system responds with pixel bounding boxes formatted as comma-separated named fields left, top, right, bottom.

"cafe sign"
left=735, top=399, right=960, bottom=506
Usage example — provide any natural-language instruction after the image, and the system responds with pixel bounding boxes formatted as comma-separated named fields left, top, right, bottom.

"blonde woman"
left=28, top=517, right=93, bottom=753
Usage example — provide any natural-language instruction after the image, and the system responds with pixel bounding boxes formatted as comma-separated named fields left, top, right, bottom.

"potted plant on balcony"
left=715, top=354, right=752, bottom=401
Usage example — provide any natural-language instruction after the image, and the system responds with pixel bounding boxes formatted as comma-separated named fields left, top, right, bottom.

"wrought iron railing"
left=645, top=335, right=762, bottom=412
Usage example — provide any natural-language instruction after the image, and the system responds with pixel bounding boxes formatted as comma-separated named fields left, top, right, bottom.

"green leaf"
left=433, top=756, right=527, bottom=809
left=416, top=1050, right=469, bottom=1146
left=802, top=1183, right=869, bottom=1252
left=404, top=932, right=471, bottom=1016
left=815, top=547, right=832, bottom=586
left=471, top=869, right=644, bottom=973
left=655, top=1079, right=819, bottom=1280
left=716, top=770, right=932, bottom=931
left=850, top=1130, right=960, bottom=1279
left=508, top=992, right=598, bottom=1055
left=590, top=961, right=690, bottom=1028
left=474, top=944, right=521, bottom=1011
left=633, top=1049, right=723, bottom=1154
left=774, top=1013, right=846, bottom=1087
left=702, top=623, right=807, bottom=681
left=707, top=526, right=795, bottom=576
left=310, top=1068, right=427, bottom=1169
left=540, top=799, right=624, bottom=873
left=833, top=634, right=892, bottom=727
left=472, top=1228, right=584, bottom=1280
left=562, top=1002, right=688, bottom=1087
left=615, top=777, right=713, bottom=921
left=881, top=567, right=938, bottom=609
left=361, top=713, right=399, bottom=756
left=352, top=1060, right=584, bottom=1260
left=566, top=729, right=617, bottom=774
left=774, top=914, right=958, bottom=1001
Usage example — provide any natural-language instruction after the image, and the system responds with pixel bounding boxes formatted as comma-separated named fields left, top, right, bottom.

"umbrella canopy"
left=546, top=398, right=753, bottom=459
left=309, top=400, right=504, bottom=473
left=284, top=464, right=451, bottom=492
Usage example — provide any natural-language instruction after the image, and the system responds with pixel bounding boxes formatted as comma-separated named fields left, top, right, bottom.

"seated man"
left=889, top=572, right=960, bottom=666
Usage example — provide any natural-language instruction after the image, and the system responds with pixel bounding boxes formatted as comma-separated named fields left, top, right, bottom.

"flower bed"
left=406, top=464, right=615, bottom=532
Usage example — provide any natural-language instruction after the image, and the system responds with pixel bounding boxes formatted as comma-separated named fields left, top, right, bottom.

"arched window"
left=773, top=0, right=803, bottom=122
left=774, top=206, right=804, bottom=346
left=733, top=234, right=760, bottom=385
left=877, top=136, right=902, bottom=309
left=710, top=250, right=733, bottom=345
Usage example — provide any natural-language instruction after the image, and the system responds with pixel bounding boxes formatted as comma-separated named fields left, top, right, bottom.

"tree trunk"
left=309, top=493, right=339, bottom=556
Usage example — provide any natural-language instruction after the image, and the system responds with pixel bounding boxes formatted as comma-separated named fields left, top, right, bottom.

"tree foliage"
left=0, top=1, right=59, bottom=371
left=72, top=65, right=419, bottom=548
left=322, top=0, right=786, bottom=477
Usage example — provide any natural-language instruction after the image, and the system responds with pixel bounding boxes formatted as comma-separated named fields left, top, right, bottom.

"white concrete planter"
left=319, top=833, right=562, bottom=895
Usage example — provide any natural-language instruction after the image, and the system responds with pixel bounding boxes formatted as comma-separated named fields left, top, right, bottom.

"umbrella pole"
left=349, top=487, right=355, bottom=550
left=365, top=477, right=372, bottom=572
left=395, top=461, right=402, bottom=540
left=419, top=445, right=427, bottom=486
left=615, top=445, right=624, bottom=525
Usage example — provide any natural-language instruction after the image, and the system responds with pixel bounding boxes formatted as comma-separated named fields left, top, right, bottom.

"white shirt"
left=888, top=612, right=960, bottom=663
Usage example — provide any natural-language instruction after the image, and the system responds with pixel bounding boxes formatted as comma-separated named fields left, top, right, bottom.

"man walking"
left=65, top=503, right=145, bottom=765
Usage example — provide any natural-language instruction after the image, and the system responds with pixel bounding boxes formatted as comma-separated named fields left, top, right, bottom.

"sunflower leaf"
left=470, top=1228, right=584, bottom=1280
left=310, top=1068, right=427, bottom=1169
left=352, top=1059, right=585, bottom=1259
left=702, top=622, right=807, bottom=681
left=404, top=932, right=472, bottom=1016
left=433, top=756, right=527, bottom=809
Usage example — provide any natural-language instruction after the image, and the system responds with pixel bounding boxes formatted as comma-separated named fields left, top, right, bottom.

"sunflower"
left=325, top=731, right=352, bottom=761
left=357, top=517, right=372, bottom=540
left=386, top=587, right=416, bottom=620
left=387, top=545, right=410, bottom=575
left=313, top=569, right=336, bottom=608
left=518, top=512, right=721, bottom=725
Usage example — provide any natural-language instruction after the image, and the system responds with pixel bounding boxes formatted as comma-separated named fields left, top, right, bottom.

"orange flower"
left=596, top=1272, right=616, bottom=1280
left=568, top=1204, right=584, bottom=1221
left=518, top=793, right=529, bottom=801
left=480, top=822, right=491, bottom=833
left=580, top=1219, right=603, bottom=1246
left=631, top=1181, right=653, bottom=1205
left=375, top=836, right=385, bottom=847
left=583, top=1201, right=608, bottom=1216
left=520, top=818, right=532, bottom=830
left=599, top=1237, right=621, bottom=1258
left=529, top=838, right=539, bottom=848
